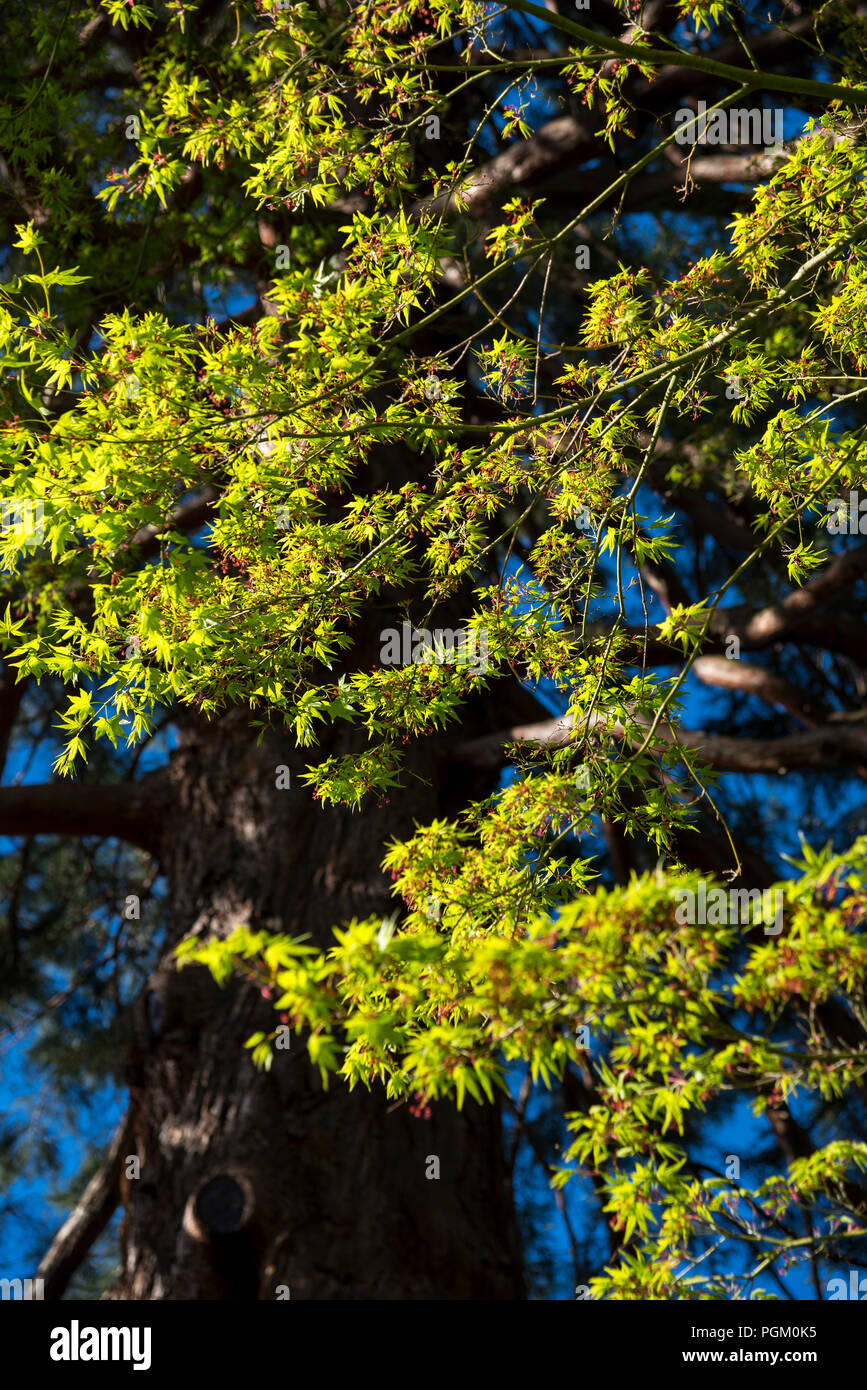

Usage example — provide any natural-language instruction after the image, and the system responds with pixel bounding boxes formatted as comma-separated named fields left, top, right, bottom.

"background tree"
left=1, top=0, right=866, bottom=1300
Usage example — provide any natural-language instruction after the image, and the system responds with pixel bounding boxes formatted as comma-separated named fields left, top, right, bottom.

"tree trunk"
left=112, top=709, right=525, bottom=1300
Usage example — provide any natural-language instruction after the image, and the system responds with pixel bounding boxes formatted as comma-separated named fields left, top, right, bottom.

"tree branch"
left=453, top=710, right=867, bottom=774
left=507, top=0, right=867, bottom=106
left=35, top=1111, right=133, bottom=1301
left=0, top=660, right=24, bottom=781
left=131, top=485, right=220, bottom=559
left=692, top=655, right=825, bottom=728
left=0, top=776, right=166, bottom=851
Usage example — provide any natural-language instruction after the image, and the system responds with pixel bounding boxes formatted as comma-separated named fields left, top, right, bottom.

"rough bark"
left=111, top=709, right=525, bottom=1300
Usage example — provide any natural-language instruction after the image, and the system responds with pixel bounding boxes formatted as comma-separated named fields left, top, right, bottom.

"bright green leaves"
left=581, top=268, right=653, bottom=350
left=476, top=330, right=535, bottom=404
left=657, top=601, right=711, bottom=657
left=676, top=0, right=735, bottom=35
left=730, top=122, right=867, bottom=291
left=53, top=685, right=94, bottom=775
left=5, top=5, right=867, bottom=810
left=3, top=0, right=858, bottom=1300
left=484, top=196, right=544, bottom=265
left=178, top=848, right=867, bottom=1297
left=100, top=0, right=155, bottom=32
left=12, top=221, right=46, bottom=257
left=300, top=743, right=405, bottom=809
left=814, top=264, right=867, bottom=371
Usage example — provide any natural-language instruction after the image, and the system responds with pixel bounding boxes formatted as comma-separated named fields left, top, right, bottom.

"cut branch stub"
left=183, top=1172, right=260, bottom=1299
left=185, top=1172, right=254, bottom=1242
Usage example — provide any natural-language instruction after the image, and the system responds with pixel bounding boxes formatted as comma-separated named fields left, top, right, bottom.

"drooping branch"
left=670, top=818, right=779, bottom=887
left=35, top=1111, right=133, bottom=1301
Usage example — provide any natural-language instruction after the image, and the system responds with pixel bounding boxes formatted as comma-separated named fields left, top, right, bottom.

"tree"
left=1, top=0, right=866, bottom=1301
